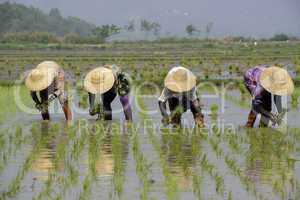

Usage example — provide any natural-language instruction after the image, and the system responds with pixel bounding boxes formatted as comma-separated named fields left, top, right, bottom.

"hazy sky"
left=6, top=0, right=300, bottom=37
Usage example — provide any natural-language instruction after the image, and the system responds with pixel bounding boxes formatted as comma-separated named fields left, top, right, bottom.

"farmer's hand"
left=272, top=113, right=284, bottom=125
left=269, top=113, right=279, bottom=125
left=161, top=116, right=170, bottom=126
left=195, top=113, right=204, bottom=128
left=89, top=108, right=97, bottom=116
left=35, top=103, right=43, bottom=111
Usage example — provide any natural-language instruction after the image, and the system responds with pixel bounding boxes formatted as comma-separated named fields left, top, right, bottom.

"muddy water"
left=0, top=91, right=299, bottom=200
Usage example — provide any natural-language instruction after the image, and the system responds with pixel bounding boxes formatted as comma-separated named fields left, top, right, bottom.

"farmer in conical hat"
left=25, top=61, right=72, bottom=121
left=84, top=65, right=132, bottom=121
left=158, top=66, right=204, bottom=127
left=244, top=65, right=294, bottom=127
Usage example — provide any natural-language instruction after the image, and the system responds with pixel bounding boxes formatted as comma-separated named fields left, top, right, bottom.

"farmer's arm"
left=88, top=93, right=97, bottom=116
left=274, top=95, right=282, bottom=113
left=158, top=88, right=169, bottom=118
left=252, top=98, right=275, bottom=122
left=119, top=95, right=132, bottom=121
left=30, top=91, right=41, bottom=104
left=55, top=71, right=72, bottom=120
left=57, top=92, right=72, bottom=121
left=190, top=89, right=204, bottom=126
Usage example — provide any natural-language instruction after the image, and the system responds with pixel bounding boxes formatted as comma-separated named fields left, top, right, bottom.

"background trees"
left=91, top=25, right=121, bottom=42
left=0, top=2, right=95, bottom=37
left=186, top=24, right=200, bottom=36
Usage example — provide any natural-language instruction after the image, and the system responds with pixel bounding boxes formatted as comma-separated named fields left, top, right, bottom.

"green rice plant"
left=291, top=89, right=299, bottom=108
left=79, top=123, right=106, bottom=200
left=54, top=121, right=104, bottom=199
left=1, top=123, right=52, bottom=198
left=0, top=131, right=6, bottom=150
left=79, top=176, right=91, bottom=200
left=200, top=154, right=225, bottom=196
left=192, top=173, right=203, bottom=200
left=33, top=172, right=56, bottom=200
left=237, top=82, right=248, bottom=101
left=111, top=122, right=126, bottom=198
left=228, top=191, right=233, bottom=200
left=0, top=126, right=32, bottom=175
left=214, top=173, right=224, bottom=194
left=224, top=154, right=261, bottom=199
left=209, top=137, right=223, bottom=158
left=130, top=124, right=152, bottom=200
left=34, top=124, right=69, bottom=200
left=223, top=133, right=243, bottom=154
left=210, top=104, right=219, bottom=115
left=137, top=96, right=179, bottom=200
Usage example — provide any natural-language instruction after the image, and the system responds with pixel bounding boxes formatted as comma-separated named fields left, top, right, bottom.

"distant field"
left=0, top=41, right=299, bottom=85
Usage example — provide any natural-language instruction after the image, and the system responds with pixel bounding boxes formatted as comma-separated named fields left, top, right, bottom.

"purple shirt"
left=244, top=65, right=267, bottom=98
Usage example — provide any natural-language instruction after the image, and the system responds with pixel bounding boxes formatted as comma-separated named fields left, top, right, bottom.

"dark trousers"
left=168, top=97, right=199, bottom=124
left=101, top=88, right=117, bottom=120
left=39, top=89, right=50, bottom=120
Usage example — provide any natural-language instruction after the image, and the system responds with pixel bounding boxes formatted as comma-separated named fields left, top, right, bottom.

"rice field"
left=0, top=41, right=300, bottom=200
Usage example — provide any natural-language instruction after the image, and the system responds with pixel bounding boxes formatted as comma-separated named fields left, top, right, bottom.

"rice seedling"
left=137, top=96, right=179, bottom=200
left=33, top=124, right=70, bottom=200
left=130, top=124, right=152, bottom=200
left=200, top=154, right=225, bottom=196
left=79, top=176, right=92, bottom=200
left=210, top=104, right=219, bottom=121
left=223, top=133, right=243, bottom=154
left=192, top=173, right=202, bottom=200
left=209, top=137, right=223, bottom=158
left=1, top=123, right=52, bottom=198
left=79, top=123, right=107, bottom=200
left=111, top=122, right=127, bottom=198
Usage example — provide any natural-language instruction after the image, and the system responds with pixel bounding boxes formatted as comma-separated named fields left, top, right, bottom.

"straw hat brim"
left=260, top=66, right=294, bottom=96
left=164, top=68, right=197, bottom=93
left=25, top=68, right=56, bottom=91
left=84, top=67, right=115, bottom=94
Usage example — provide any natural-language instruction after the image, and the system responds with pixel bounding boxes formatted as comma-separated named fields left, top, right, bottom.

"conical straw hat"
left=36, top=61, right=61, bottom=71
left=84, top=67, right=115, bottom=94
left=25, top=66, right=56, bottom=91
left=164, top=66, right=197, bottom=92
left=260, top=66, right=294, bottom=96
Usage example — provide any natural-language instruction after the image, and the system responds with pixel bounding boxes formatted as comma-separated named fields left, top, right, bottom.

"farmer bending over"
left=84, top=65, right=132, bottom=121
left=158, top=66, right=204, bottom=127
left=244, top=65, right=294, bottom=127
left=25, top=61, right=72, bottom=121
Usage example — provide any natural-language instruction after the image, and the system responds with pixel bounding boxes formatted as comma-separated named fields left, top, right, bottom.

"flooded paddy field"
left=0, top=42, right=299, bottom=200
left=0, top=88, right=300, bottom=200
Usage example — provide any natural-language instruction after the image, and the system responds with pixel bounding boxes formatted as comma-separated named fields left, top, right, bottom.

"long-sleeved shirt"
left=158, top=87, right=202, bottom=117
left=244, top=65, right=282, bottom=117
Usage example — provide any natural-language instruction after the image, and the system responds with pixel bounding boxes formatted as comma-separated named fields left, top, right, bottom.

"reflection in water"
left=245, top=128, right=296, bottom=199
left=95, top=142, right=114, bottom=177
left=31, top=122, right=66, bottom=180
left=160, top=130, right=202, bottom=191
left=5, top=117, right=299, bottom=200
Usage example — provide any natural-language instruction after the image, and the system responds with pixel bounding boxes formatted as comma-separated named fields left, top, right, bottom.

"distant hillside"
left=0, top=2, right=96, bottom=36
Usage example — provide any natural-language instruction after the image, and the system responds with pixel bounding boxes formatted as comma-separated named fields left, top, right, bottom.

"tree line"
left=0, top=2, right=298, bottom=44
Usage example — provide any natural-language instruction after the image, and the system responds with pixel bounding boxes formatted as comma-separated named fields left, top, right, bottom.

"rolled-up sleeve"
left=188, top=88, right=198, bottom=102
left=55, top=69, right=68, bottom=105
left=158, top=88, right=169, bottom=102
